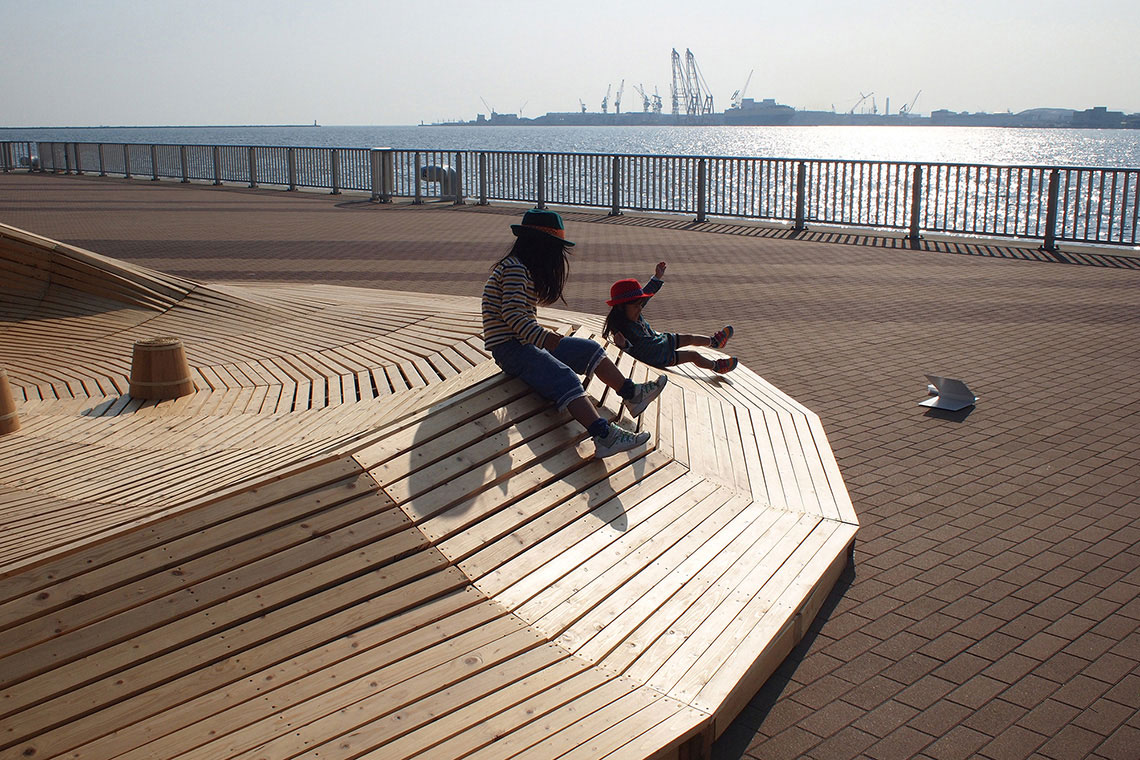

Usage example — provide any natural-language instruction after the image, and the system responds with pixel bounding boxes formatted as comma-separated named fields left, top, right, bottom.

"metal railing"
left=4, top=140, right=1137, bottom=249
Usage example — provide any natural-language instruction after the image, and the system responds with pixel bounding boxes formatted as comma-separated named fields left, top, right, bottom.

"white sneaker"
left=624, top=375, right=668, bottom=417
left=593, top=422, right=651, bottom=458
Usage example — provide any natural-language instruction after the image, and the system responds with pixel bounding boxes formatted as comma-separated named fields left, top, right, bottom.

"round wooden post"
left=129, top=337, right=195, bottom=400
left=0, top=368, right=20, bottom=435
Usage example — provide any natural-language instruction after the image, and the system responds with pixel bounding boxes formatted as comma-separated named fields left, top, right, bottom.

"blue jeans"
left=490, top=337, right=606, bottom=410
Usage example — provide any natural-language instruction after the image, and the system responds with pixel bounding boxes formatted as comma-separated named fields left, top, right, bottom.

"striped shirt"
left=482, top=256, right=554, bottom=350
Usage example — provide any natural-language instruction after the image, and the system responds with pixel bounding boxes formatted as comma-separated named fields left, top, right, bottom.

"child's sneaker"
left=593, top=423, right=651, bottom=459
left=624, top=375, right=668, bottom=417
left=713, top=357, right=738, bottom=374
left=710, top=325, right=734, bottom=349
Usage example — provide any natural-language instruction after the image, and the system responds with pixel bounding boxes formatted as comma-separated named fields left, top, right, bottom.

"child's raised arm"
left=655, top=261, right=667, bottom=278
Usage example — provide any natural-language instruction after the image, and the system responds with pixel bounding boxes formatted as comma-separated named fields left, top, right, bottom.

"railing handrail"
left=4, top=140, right=1138, bottom=250
left=16, top=140, right=1140, bottom=173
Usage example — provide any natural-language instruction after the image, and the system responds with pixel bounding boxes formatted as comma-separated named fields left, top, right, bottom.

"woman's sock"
left=587, top=418, right=610, bottom=438
left=618, top=379, right=635, bottom=399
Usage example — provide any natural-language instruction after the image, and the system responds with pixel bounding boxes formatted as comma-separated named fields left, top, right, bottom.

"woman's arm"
left=499, top=260, right=555, bottom=347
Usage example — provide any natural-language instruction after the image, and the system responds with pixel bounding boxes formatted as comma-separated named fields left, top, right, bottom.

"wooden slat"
left=5, top=568, right=471, bottom=759
left=239, top=630, right=561, bottom=760
left=0, top=487, right=395, bottom=656
left=362, top=654, right=597, bottom=760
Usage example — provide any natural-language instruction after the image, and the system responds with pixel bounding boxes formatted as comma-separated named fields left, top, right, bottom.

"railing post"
left=536, top=154, right=546, bottom=209
left=413, top=151, right=423, bottom=204
left=330, top=148, right=341, bottom=195
left=63, top=143, right=73, bottom=174
left=369, top=147, right=395, bottom=202
left=150, top=144, right=159, bottom=180
left=696, top=158, right=707, bottom=223
left=610, top=156, right=622, bottom=216
left=287, top=147, right=297, bottom=191
left=909, top=164, right=923, bottom=245
left=453, top=152, right=464, bottom=205
left=478, top=152, right=488, bottom=206
left=123, top=144, right=132, bottom=179
left=180, top=145, right=189, bottom=183
left=213, top=146, right=222, bottom=185
left=414, top=151, right=424, bottom=203
left=1042, top=169, right=1061, bottom=252
left=794, top=161, right=807, bottom=231
left=247, top=147, right=257, bottom=188
left=370, top=147, right=383, bottom=202
left=73, top=143, right=83, bottom=175
left=1, top=143, right=9, bottom=173
left=383, top=148, right=395, bottom=202
left=98, top=143, right=106, bottom=176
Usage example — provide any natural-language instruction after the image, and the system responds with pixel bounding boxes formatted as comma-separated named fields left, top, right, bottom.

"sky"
left=2, top=0, right=1138, bottom=127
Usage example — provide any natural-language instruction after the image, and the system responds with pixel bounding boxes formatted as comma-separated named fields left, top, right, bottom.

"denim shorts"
left=627, top=332, right=678, bottom=368
left=490, top=336, right=606, bottom=410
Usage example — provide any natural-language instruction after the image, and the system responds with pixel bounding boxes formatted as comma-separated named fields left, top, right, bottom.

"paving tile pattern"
left=1, top=172, right=1137, bottom=760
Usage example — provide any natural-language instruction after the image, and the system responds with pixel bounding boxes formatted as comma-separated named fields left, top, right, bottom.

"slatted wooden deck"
left=0, top=221, right=858, bottom=759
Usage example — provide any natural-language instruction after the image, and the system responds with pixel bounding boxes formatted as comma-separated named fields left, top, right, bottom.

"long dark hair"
left=500, top=232, right=571, bottom=306
left=602, top=305, right=632, bottom=342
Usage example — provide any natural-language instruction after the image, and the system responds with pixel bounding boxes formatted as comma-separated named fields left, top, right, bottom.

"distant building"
left=1071, top=106, right=1126, bottom=128
left=1012, top=108, right=1075, bottom=126
left=929, top=109, right=1018, bottom=126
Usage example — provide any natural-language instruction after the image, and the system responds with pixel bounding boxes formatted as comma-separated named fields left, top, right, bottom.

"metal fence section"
left=7, top=140, right=1137, bottom=249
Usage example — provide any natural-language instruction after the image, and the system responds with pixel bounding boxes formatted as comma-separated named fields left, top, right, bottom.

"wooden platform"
left=0, top=221, right=858, bottom=759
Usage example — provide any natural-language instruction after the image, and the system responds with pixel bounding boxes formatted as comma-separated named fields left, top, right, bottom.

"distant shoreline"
left=0, top=124, right=321, bottom=130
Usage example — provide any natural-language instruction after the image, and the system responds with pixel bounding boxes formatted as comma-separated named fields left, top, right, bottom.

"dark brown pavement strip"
left=2, top=172, right=1138, bottom=760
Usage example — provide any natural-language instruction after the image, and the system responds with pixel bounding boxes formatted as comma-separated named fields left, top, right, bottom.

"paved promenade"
left=2, top=172, right=1138, bottom=760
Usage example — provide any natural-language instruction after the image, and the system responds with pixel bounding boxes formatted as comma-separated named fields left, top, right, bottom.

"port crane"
left=634, top=84, right=651, bottom=112
left=479, top=96, right=496, bottom=118
left=614, top=80, right=625, bottom=114
left=849, top=91, right=874, bottom=115
left=899, top=89, right=922, bottom=116
left=730, top=69, right=754, bottom=110
left=579, top=99, right=587, bottom=113
left=671, top=48, right=714, bottom=116
left=601, top=84, right=612, bottom=114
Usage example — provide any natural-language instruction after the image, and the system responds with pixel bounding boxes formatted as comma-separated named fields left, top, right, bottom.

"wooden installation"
left=128, top=336, right=196, bottom=400
left=0, top=221, right=858, bottom=759
left=0, top=368, right=18, bottom=434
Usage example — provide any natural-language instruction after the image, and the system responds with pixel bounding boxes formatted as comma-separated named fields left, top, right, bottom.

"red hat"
left=607, top=278, right=653, bottom=307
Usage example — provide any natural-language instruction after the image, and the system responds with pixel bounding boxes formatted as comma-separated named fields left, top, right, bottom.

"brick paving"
left=2, top=172, right=1138, bottom=760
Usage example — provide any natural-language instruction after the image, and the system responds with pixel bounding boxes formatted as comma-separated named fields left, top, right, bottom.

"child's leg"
left=675, top=334, right=712, bottom=348
left=674, top=350, right=716, bottom=370
left=674, top=351, right=739, bottom=374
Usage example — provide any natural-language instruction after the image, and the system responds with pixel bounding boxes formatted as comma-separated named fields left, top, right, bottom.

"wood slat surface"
left=0, top=222, right=856, bottom=760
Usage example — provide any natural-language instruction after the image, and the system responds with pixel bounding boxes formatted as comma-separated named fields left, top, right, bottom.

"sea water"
left=3, top=124, right=1139, bottom=168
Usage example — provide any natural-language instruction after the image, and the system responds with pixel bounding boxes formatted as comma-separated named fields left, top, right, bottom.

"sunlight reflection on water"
left=4, top=125, right=1138, bottom=167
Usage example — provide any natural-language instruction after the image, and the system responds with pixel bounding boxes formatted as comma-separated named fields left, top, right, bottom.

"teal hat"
left=511, top=209, right=575, bottom=246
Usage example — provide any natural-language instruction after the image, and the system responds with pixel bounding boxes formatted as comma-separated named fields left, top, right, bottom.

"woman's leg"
left=566, top=396, right=603, bottom=428
left=593, top=355, right=631, bottom=391
left=551, top=335, right=667, bottom=416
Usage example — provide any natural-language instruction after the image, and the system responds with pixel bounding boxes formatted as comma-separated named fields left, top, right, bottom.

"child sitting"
left=602, top=262, right=738, bottom=374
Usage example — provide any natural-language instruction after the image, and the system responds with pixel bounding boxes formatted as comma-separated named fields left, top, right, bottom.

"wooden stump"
left=129, top=337, right=195, bottom=400
left=0, top=368, right=19, bottom=434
